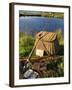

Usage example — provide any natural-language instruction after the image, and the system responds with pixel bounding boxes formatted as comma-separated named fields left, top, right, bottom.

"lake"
left=19, top=16, right=64, bottom=36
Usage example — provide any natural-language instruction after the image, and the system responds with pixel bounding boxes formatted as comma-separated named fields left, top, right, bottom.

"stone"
left=23, top=69, right=39, bottom=79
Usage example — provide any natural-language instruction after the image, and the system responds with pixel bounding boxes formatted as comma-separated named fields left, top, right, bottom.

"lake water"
left=19, top=16, right=64, bottom=36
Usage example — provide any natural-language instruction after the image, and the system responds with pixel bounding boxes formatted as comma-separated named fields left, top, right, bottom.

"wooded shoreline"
left=19, top=12, right=64, bottom=19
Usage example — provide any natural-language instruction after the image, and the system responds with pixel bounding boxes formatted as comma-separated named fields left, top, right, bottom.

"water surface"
left=19, top=16, right=64, bottom=36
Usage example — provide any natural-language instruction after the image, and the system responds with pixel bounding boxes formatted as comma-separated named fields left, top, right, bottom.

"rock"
left=23, top=69, right=39, bottom=79
left=29, top=71, right=39, bottom=78
left=23, top=69, right=33, bottom=78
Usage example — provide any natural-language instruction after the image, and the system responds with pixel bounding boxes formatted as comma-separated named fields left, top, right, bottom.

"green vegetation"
left=56, top=29, right=64, bottom=55
left=41, top=12, right=64, bottom=19
left=41, top=59, right=64, bottom=77
left=19, top=32, right=35, bottom=58
left=19, top=11, right=64, bottom=19
left=56, top=29, right=64, bottom=45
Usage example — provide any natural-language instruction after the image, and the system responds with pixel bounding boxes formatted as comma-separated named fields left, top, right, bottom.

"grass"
left=37, top=56, right=64, bottom=78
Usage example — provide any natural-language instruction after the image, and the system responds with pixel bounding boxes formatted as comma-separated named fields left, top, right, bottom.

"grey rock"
left=23, top=69, right=33, bottom=78
left=23, top=69, right=39, bottom=79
